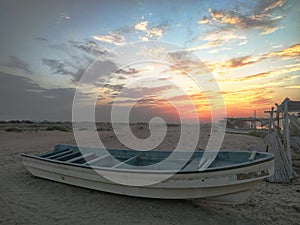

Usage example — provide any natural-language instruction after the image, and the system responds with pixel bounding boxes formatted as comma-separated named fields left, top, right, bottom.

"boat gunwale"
left=21, top=150, right=274, bottom=175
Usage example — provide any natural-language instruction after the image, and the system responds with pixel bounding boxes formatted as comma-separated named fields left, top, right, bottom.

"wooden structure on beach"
left=226, top=111, right=269, bottom=130
left=265, top=98, right=300, bottom=183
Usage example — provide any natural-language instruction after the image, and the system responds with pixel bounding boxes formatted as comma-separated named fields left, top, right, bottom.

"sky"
left=0, top=0, right=299, bottom=122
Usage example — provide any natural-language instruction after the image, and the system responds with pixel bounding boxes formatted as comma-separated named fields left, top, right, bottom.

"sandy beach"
left=1, top=0, right=300, bottom=224
left=1, top=125, right=299, bottom=225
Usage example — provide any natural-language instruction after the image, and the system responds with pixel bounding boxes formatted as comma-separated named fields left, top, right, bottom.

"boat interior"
left=37, top=145, right=272, bottom=172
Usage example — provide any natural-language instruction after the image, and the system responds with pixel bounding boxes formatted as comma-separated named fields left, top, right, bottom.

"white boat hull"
left=22, top=155, right=273, bottom=204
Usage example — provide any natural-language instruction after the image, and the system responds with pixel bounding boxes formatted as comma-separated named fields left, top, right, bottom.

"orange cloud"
left=215, top=62, right=300, bottom=84
left=231, top=71, right=272, bottom=82
left=208, top=43, right=300, bottom=71
left=224, top=56, right=260, bottom=68
left=262, top=0, right=287, bottom=12
left=198, top=1, right=286, bottom=35
left=207, top=55, right=261, bottom=71
left=198, top=17, right=210, bottom=24
left=264, top=43, right=300, bottom=58
left=187, top=30, right=246, bottom=51
left=250, top=97, right=274, bottom=106
left=209, top=9, right=244, bottom=28
left=285, top=86, right=300, bottom=89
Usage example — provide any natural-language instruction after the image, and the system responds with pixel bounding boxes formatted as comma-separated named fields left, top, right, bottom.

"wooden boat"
left=21, top=144, right=274, bottom=204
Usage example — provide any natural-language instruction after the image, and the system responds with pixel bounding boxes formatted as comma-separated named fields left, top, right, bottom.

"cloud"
left=187, top=30, right=246, bottom=51
left=206, top=9, right=246, bottom=27
left=92, top=33, right=125, bottom=46
left=34, top=36, right=48, bottom=42
left=209, top=43, right=300, bottom=70
left=104, top=85, right=183, bottom=117
left=271, top=44, right=283, bottom=49
left=41, top=57, right=87, bottom=82
left=89, top=60, right=118, bottom=81
left=116, top=67, right=140, bottom=75
left=69, top=40, right=113, bottom=57
left=59, top=13, right=70, bottom=20
left=208, top=47, right=232, bottom=54
left=199, top=0, right=286, bottom=36
left=119, top=85, right=174, bottom=99
left=238, top=40, right=248, bottom=46
left=0, top=72, right=76, bottom=120
left=168, top=51, right=189, bottom=61
left=199, top=16, right=210, bottom=24
left=145, top=26, right=164, bottom=39
left=260, top=26, right=280, bottom=35
left=217, top=62, right=300, bottom=83
left=34, top=36, right=109, bottom=58
left=35, top=37, right=118, bottom=84
left=224, top=55, right=260, bottom=68
left=191, top=1, right=287, bottom=51
left=103, top=83, right=125, bottom=92
left=101, top=83, right=177, bottom=106
left=91, top=20, right=166, bottom=45
left=227, top=71, right=273, bottom=82
left=220, top=87, right=277, bottom=113
left=258, top=0, right=287, bottom=13
left=3, top=56, right=33, bottom=75
left=164, top=52, right=211, bottom=78
left=42, top=58, right=71, bottom=76
left=204, top=9, right=282, bottom=34
left=264, top=43, right=300, bottom=58
left=135, top=21, right=148, bottom=31
left=34, top=36, right=71, bottom=53
left=285, top=86, right=300, bottom=89
left=108, top=96, right=166, bottom=106
left=42, top=57, right=120, bottom=83
left=250, top=96, right=274, bottom=106
left=134, top=21, right=166, bottom=41
left=136, top=97, right=166, bottom=105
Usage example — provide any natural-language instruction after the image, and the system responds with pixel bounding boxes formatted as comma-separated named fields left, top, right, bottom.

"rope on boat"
left=265, top=131, right=294, bottom=183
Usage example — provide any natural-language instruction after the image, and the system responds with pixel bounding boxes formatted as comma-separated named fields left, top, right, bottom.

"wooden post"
left=284, top=99, right=292, bottom=166
left=268, top=107, right=274, bottom=135
left=254, top=110, right=257, bottom=130
left=275, top=103, right=280, bottom=133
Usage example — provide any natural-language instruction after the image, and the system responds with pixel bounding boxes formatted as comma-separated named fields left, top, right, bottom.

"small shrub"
left=78, top=127, right=90, bottom=131
left=248, top=131, right=268, bottom=138
left=5, top=127, right=23, bottom=133
left=97, top=126, right=111, bottom=131
left=167, top=124, right=180, bottom=127
left=46, top=126, right=68, bottom=132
